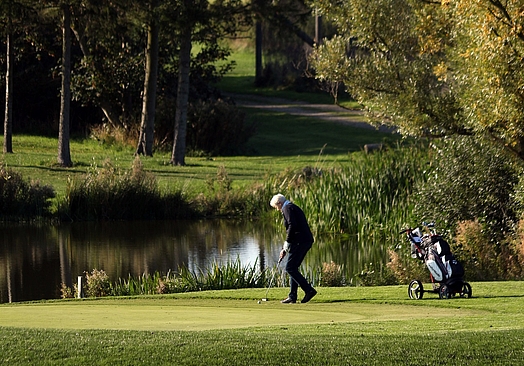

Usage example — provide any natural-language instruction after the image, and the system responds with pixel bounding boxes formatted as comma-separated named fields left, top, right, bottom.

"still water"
left=0, top=219, right=390, bottom=303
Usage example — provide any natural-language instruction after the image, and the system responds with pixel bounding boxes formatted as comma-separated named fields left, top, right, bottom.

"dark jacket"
left=282, top=202, right=314, bottom=244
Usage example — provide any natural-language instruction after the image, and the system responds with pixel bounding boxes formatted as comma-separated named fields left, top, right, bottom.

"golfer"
left=270, top=193, right=317, bottom=304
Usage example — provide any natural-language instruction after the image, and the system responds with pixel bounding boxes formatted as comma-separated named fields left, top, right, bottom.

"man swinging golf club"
left=270, top=194, right=317, bottom=304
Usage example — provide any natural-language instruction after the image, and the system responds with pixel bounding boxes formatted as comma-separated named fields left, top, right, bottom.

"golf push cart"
left=400, top=222, right=472, bottom=300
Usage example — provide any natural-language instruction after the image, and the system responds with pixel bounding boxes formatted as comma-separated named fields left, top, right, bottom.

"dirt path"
left=229, top=93, right=395, bottom=133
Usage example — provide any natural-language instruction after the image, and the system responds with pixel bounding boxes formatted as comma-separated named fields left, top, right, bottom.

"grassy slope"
left=1, top=282, right=524, bottom=365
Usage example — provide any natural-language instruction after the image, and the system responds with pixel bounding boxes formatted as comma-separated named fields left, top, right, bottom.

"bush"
left=454, top=220, right=524, bottom=281
left=416, top=136, right=519, bottom=238
left=77, top=259, right=267, bottom=297
left=84, top=269, right=111, bottom=297
left=62, top=157, right=195, bottom=220
left=186, top=99, right=255, bottom=156
left=320, top=261, right=345, bottom=287
left=356, top=262, right=399, bottom=286
left=0, top=164, right=55, bottom=219
left=386, top=249, right=427, bottom=285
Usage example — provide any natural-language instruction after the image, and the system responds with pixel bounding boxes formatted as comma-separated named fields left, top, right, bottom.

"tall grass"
left=264, top=144, right=428, bottom=238
left=60, top=156, right=196, bottom=220
left=0, top=164, right=55, bottom=220
left=73, top=258, right=271, bottom=298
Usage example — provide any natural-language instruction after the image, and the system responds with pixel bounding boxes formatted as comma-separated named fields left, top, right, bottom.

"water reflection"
left=0, top=220, right=390, bottom=303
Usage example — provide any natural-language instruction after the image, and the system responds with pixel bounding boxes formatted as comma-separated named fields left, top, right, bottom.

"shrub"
left=320, top=261, right=345, bottom=287
left=62, top=157, right=194, bottom=220
left=84, top=269, right=111, bottom=297
left=186, top=99, right=255, bottom=156
left=0, top=164, right=55, bottom=219
left=454, top=220, right=524, bottom=281
left=416, top=136, right=519, bottom=238
left=94, top=259, right=267, bottom=297
left=356, top=262, right=398, bottom=286
left=386, top=249, right=427, bottom=285
left=60, top=283, right=74, bottom=299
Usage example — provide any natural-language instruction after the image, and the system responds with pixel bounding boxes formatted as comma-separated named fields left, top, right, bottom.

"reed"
left=105, top=258, right=267, bottom=297
left=257, top=144, right=430, bottom=285
left=264, top=144, right=428, bottom=238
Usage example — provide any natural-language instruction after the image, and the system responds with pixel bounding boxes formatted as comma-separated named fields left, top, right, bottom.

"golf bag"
left=402, top=223, right=472, bottom=299
left=415, top=233, right=464, bottom=282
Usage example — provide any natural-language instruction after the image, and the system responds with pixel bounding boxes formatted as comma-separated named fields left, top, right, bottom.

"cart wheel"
left=459, top=282, right=472, bottom=298
left=439, top=284, right=451, bottom=299
left=408, top=280, right=424, bottom=300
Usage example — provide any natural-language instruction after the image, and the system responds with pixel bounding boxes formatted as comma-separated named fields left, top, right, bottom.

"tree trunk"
left=255, top=21, right=262, bottom=84
left=58, top=4, right=73, bottom=167
left=4, top=32, right=13, bottom=154
left=170, top=27, right=191, bottom=166
left=136, top=3, right=160, bottom=156
left=315, top=14, right=322, bottom=45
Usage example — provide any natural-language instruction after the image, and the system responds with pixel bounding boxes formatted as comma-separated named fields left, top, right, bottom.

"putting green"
left=0, top=297, right=479, bottom=331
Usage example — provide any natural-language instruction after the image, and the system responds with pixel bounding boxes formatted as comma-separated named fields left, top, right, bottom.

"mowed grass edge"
left=1, top=282, right=524, bottom=365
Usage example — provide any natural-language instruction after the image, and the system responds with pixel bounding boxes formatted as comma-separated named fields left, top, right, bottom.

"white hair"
left=270, top=194, right=286, bottom=208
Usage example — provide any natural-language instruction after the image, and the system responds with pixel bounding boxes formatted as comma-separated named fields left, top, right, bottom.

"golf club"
left=261, top=257, right=282, bottom=302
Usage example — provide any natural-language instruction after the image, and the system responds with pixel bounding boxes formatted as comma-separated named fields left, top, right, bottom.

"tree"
left=169, top=0, right=249, bottom=165
left=170, top=20, right=191, bottom=166
left=3, top=2, right=14, bottom=154
left=450, top=0, right=524, bottom=161
left=136, top=0, right=160, bottom=157
left=310, top=0, right=524, bottom=162
left=1, top=0, right=39, bottom=153
left=70, top=0, right=131, bottom=129
left=252, top=0, right=315, bottom=86
left=57, top=2, right=72, bottom=167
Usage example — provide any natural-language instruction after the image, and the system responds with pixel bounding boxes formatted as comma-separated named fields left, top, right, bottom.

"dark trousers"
left=285, top=242, right=314, bottom=301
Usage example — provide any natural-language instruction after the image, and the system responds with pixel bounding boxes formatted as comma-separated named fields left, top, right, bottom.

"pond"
left=0, top=219, right=391, bottom=303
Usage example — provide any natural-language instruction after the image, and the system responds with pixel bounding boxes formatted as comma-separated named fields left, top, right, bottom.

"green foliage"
left=61, top=156, right=194, bottom=220
left=451, top=0, right=524, bottom=159
left=111, top=271, right=181, bottom=296
left=80, top=258, right=267, bottom=297
left=311, top=0, right=524, bottom=163
left=84, top=269, right=111, bottom=298
left=453, top=220, right=524, bottom=281
left=200, top=258, right=263, bottom=290
left=265, top=144, right=427, bottom=237
left=0, top=164, right=55, bottom=219
left=416, top=136, right=520, bottom=237
left=356, top=262, right=398, bottom=286
left=319, top=261, right=345, bottom=286
left=186, top=99, right=255, bottom=156
left=311, top=0, right=460, bottom=134
left=386, top=248, right=427, bottom=285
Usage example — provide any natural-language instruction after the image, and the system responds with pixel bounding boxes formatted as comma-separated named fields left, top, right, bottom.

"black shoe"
left=280, top=297, right=296, bottom=304
left=301, top=289, right=317, bottom=303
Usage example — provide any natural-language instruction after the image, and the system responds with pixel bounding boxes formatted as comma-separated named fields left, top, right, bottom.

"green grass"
left=1, top=282, right=524, bottom=365
left=216, top=47, right=360, bottom=108
left=1, top=114, right=393, bottom=201
left=1, top=46, right=391, bottom=203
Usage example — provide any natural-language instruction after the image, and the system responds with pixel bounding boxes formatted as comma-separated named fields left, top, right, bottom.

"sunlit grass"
left=216, top=47, right=359, bottom=108
left=1, top=282, right=524, bottom=364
